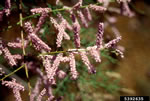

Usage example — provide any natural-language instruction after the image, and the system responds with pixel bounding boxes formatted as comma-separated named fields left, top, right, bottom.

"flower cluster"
left=0, top=0, right=11, bottom=21
left=0, top=0, right=135, bottom=100
left=2, top=78, right=24, bottom=101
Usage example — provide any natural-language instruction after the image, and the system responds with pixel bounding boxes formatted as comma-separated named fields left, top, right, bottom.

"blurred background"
left=0, top=0, right=150, bottom=101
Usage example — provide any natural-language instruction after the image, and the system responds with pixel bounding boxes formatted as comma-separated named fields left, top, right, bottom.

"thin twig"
left=18, top=0, right=31, bottom=95
left=0, top=64, right=25, bottom=81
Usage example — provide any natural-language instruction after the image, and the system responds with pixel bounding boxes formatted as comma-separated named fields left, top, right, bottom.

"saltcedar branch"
left=0, top=0, right=119, bottom=86
left=16, top=2, right=111, bottom=25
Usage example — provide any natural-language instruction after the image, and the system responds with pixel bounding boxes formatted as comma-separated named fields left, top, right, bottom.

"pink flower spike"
left=79, top=51, right=96, bottom=74
left=96, top=23, right=104, bottom=49
left=30, top=78, right=42, bottom=101
left=104, top=36, right=121, bottom=48
left=42, top=54, right=62, bottom=83
left=58, top=13, right=72, bottom=31
left=28, top=33, right=51, bottom=52
left=89, top=4, right=107, bottom=12
left=37, top=88, right=46, bottom=101
left=50, top=17, right=69, bottom=47
left=34, top=11, right=48, bottom=34
left=87, top=46, right=101, bottom=62
left=7, top=40, right=28, bottom=49
left=69, top=53, right=78, bottom=79
left=77, top=10, right=88, bottom=28
left=2, top=47, right=17, bottom=66
left=83, top=7, right=92, bottom=21
left=60, top=56, right=70, bottom=62
left=71, top=13, right=81, bottom=48
left=2, top=78, right=24, bottom=101
left=12, top=54, right=22, bottom=60
left=24, top=22, right=34, bottom=34
left=30, top=8, right=51, bottom=14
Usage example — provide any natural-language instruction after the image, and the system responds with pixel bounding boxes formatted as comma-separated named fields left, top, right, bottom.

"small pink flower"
left=71, top=13, right=81, bottom=48
left=89, top=4, right=107, bottom=12
left=28, top=33, right=51, bottom=52
left=96, top=23, right=104, bottom=49
left=77, top=10, right=88, bottom=27
left=34, top=11, right=48, bottom=34
left=2, top=78, right=24, bottom=101
left=50, top=17, right=69, bottom=47
left=69, top=53, right=78, bottom=79
left=104, top=36, right=121, bottom=48
left=24, top=22, right=34, bottom=34
left=30, top=78, right=42, bottom=101
left=83, top=7, right=92, bottom=21
left=30, top=8, right=51, bottom=14
left=79, top=51, right=96, bottom=74
left=2, top=47, right=17, bottom=66
left=57, top=70, right=66, bottom=79
left=7, top=40, right=28, bottom=49
left=37, top=88, right=46, bottom=101
left=87, top=46, right=101, bottom=62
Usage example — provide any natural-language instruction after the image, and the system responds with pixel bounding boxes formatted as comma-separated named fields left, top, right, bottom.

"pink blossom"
left=77, top=10, right=88, bottom=27
left=24, top=22, right=34, bottom=34
left=57, top=70, right=66, bottom=79
left=30, top=78, right=42, bottom=101
left=42, top=55, right=52, bottom=80
left=30, top=8, right=51, bottom=14
left=89, top=4, right=107, bottom=12
left=79, top=51, right=96, bottom=74
left=12, top=54, right=22, bottom=60
left=71, top=13, right=81, bottom=48
left=28, top=33, right=51, bottom=52
left=37, top=88, right=46, bottom=101
left=2, top=78, right=24, bottom=101
left=34, top=11, right=48, bottom=34
left=72, top=0, right=82, bottom=10
left=96, top=23, right=104, bottom=49
left=50, top=17, right=69, bottom=47
left=69, top=53, right=78, bottom=79
left=60, top=56, right=70, bottom=62
left=104, top=36, right=121, bottom=48
left=58, top=13, right=72, bottom=31
left=42, top=54, right=62, bottom=82
left=7, top=40, right=28, bottom=49
left=48, top=54, right=62, bottom=82
left=2, top=47, right=17, bottom=66
left=87, top=46, right=101, bottom=62
left=57, top=14, right=71, bottom=40
left=83, top=7, right=92, bottom=21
